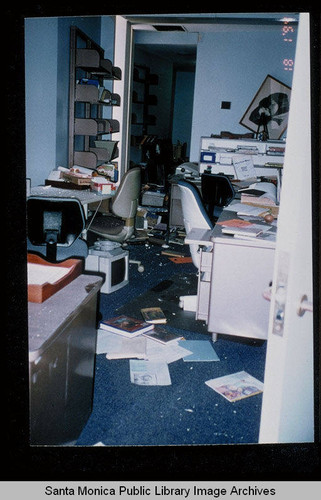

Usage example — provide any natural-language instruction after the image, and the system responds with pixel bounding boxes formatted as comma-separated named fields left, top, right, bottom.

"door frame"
left=113, top=15, right=135, bottom=177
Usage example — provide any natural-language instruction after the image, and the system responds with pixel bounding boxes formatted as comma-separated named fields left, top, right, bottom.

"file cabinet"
left=28, top=275, right=102, bottom=445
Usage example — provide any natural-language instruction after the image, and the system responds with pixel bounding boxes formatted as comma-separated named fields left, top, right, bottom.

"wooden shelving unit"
left=68, top=26, right=121, bottom=169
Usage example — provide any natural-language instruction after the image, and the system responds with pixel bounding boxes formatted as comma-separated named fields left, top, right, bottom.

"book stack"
left=221, top=224, right=267, bottom=238
left=99, top=315, right=154, bottom=337
left=239, top=181, right=277, bottom=209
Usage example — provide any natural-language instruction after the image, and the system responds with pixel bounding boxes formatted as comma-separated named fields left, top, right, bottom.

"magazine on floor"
left=205, top=371, right=264, bottom=402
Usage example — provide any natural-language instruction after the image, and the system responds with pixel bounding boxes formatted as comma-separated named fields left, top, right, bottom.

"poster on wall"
left=240, top=74, right=291, bottom=140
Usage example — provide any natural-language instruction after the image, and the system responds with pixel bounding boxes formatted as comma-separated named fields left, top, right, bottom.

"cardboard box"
left=91, top=178, right=115, bottom=194
left=62, top=171, right=92, bottom=185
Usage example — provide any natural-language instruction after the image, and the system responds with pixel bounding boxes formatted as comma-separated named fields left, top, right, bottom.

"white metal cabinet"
left=207, top=236, right=275, bottom=340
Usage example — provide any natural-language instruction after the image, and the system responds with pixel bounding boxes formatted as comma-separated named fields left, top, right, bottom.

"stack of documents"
left=96, top=329, right=221, bottom=387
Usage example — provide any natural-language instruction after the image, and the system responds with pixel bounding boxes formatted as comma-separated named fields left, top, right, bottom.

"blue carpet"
left=76, top=242, right=266, bottom=446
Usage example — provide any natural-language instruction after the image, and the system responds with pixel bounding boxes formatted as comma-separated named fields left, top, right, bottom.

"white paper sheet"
left=27, top=263, right=70, bottom=285
left=96, top=329, right=147, bottom=359
left=145, top=338, right=193, bottom=364
left=129, top=360, right=171, bottom=386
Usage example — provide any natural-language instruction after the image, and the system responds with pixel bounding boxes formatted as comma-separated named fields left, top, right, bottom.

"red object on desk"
left=27, top=253, right=83, bottom=303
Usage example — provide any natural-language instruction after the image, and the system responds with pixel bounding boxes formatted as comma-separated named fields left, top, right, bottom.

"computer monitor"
left=201, top=173, right=235, bottom=221
left=85, top=241, right=129, bottom=294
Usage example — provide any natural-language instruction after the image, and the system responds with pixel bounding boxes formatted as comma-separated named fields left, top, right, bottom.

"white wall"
left=190, top=26, right=297, bottom=161
left=25, top=18, right=59, bottom=187
left=24, top=16, right=112, bottom=187
left=25, top=17, right=298, bottom=185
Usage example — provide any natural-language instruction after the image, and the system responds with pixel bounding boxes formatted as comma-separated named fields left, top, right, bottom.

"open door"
left=259, top=13, right=314, bottom=443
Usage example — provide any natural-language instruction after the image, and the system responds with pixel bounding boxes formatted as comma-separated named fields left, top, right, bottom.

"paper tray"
left=28, top=253, right=83, bottom=303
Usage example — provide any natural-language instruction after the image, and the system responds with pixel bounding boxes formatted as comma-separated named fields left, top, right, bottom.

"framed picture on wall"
left=240, top=75, right=291, bottom=140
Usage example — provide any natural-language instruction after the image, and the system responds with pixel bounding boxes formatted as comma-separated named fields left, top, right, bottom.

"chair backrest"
left=27, top=196, right=88, bottom=262
left=112, top=166, right=141, bottom=220
left=201, top=173, right=235, bottom=220
left=177, top=180, right=213, bottom=269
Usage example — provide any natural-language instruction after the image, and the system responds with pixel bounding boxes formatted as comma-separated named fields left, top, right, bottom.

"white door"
left=259, top=13, right=314, bottom=443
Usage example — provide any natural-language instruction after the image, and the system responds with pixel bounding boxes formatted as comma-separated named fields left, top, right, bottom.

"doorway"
left=128, top=31, right=197, bottom=182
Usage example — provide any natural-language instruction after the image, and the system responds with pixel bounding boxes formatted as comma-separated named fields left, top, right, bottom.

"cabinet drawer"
left=199, top=250, right=213, bottom=273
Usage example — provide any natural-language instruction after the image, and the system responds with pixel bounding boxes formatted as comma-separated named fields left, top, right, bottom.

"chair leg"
left=211, top=332, right=218, bottom=342
left=129, top=259, right=144, bottom=272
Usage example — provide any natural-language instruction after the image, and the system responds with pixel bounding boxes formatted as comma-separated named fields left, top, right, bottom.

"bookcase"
left=68, top=26, right=121, bottom=170
left=130, top=64, right=158, bottom=164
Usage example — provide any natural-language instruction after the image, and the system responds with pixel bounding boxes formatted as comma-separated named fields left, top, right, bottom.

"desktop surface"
left=30, top=185, right=113, bottom=205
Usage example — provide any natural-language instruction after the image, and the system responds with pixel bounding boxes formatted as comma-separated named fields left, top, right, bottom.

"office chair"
left=201, top=172, right=235, bottom=222
left=87, top=166, right=144, bottom=273
left=27, top=196, right=88, bottom=262
left=176, top=180, right=214, bottom=314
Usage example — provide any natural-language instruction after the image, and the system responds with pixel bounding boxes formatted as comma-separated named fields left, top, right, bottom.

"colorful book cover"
left=99, top=315, right=154, bottom=337
left=205, top=371, right=264, bottom=402
left=141, top=307, right=167, bottom=324
left=143, top=326, right=183, bottom=344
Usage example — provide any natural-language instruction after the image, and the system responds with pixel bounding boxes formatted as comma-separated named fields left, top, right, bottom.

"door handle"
left=297, top=295, right=313, bottom=316
left=262, top=282, right=272, bottom=301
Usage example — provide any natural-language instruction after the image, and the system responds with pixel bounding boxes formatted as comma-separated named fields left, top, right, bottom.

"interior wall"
left=24, top=16, right=113, bottom=187
left=25, top=17, right=59, bottom=188
left=190, top=26, right=297, bottom=161
left=25, top=16, right=298, bottom=186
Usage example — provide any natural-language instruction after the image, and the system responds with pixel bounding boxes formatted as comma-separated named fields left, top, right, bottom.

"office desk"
left=29, top=274, right=102, bottom=445
left=186, top=203, right=277, bottom=341
left=30, top=185, right=113, bottom=217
